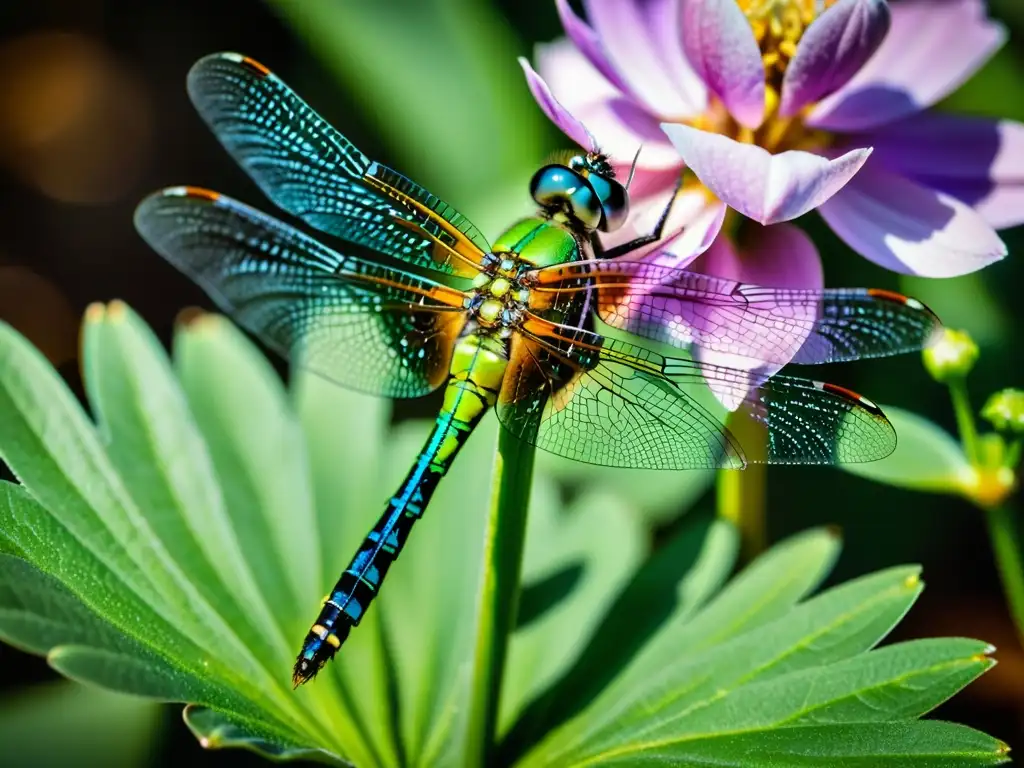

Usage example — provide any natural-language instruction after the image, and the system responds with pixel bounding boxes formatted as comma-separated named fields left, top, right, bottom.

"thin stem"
left=1004, top=439, right=1022, bottom=471
left=949, top=378, right=981, bottom=465
left=985, top=503, right=1024, bottom=645
left=463, top=427, right=536, bottom=767
left=716, top=410, right=767, bottom=562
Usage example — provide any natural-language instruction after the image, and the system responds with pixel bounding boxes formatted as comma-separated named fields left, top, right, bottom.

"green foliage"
left=0, top=307, right=1010, bottom=766
left=982, top=389, right=1024, bottom=435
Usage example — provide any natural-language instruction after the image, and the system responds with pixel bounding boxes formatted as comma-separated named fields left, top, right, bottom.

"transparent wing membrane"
left=134, top=187, right=468, bottom=398
left=528, top=259, right=942, bottom=366
left=498, top=335, right=744, bottom=470
left=496, top=314, right=896, bottom=470
left=186, top=52, right=490, bottom=276
left=152, top=52, right=912, bottom=472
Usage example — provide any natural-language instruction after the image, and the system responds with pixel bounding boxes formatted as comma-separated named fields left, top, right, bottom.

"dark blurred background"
left=1, top=0, right=1023, bottom=765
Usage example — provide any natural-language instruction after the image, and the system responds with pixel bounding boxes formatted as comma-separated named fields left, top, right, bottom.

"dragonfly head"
left=530, top=152, right=629, bottom=234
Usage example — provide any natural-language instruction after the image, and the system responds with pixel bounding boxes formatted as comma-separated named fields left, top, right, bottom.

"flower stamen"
left=738, top=0, right=837, bottom=89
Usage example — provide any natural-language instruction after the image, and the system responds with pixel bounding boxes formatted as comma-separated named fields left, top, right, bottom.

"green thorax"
left=492, top=217, right=583, bottom=269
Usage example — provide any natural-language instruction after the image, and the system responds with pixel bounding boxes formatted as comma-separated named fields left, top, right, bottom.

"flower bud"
left=923, top=328, right=978, bottom=383
left=982, top=389, right=1024, bottom=435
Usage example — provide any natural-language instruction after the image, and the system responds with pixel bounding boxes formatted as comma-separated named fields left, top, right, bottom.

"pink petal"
left=691, top=225, right=823, bottom=410
left=681, top=0, right=766, bottom=129
left=651, top=196, right=727, bottom=267
left=604, top=187, right=726, bottom=266
left=780, top=0, right=890, bottom=117
left=618, top=166, right=682, bottom=201
left=535, top=40, right=682, bottom=170
left=850, top=113, right=1024, bottom=230
left=810, top=0, right=1006, bottom=131
left=971, top=185, right=1024, bottom=232
left=818, top=162, right=1007, bottom=277
left=519, top=57, right=597, bottom=152
left=555, top=0, right=632, bottom=97
left=585, top=0, right=707, bottom=118
left=662, top=123, right=871, bottom=224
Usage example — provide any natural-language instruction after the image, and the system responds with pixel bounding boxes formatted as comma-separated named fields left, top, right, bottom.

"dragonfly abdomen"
left=292, top=333, right=507, bottom=685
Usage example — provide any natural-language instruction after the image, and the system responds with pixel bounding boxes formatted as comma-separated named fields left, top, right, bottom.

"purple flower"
left=525, top=0, right=1021, bottom=284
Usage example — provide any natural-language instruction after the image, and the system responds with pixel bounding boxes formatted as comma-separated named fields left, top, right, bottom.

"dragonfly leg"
left=595, top=174, right=685, bottom=259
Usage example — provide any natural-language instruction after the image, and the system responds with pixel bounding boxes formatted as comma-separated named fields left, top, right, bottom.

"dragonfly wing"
left=528, top=260, right=942, bottom=366
left=185, top=52, right=490, bottom=276
left=134, top=187, right=468, bottom=398
left=498, top=334, right=745, bottom=469
left=499, top=314, right=895, bottom=469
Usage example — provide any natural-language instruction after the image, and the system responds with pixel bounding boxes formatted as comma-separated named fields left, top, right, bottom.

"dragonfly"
left=134, top=53, right=941, bottom=687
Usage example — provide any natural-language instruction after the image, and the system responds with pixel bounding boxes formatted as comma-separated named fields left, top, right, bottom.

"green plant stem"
left=1004, top=439, right=1022, bottom=471
left=984, top=503, right=1024, bottom=645
left=716, top=411, right=767, bottom=562
left=463, top=427, right=536, bottom=767
left=949, top=378, right=980, bottom=465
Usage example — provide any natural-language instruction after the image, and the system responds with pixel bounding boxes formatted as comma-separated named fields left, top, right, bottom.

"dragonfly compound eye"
left=529, top=164, right=602, bottom=230
left=584, top=171, right=630, bottom=233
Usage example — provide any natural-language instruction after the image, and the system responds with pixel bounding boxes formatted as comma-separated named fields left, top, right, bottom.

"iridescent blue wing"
left=185, top=52, right=490, bottom=277
left=526, top=260, right=941, bottom=366
left=134, top=187, right=469, bottom=398
left=496, top=313, right=895, bottom=470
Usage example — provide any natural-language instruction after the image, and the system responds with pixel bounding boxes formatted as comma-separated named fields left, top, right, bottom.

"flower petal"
left=690, top=225, right=823, bottom=410
left=850, top=112, right=1024, bottom=230
left=650, top=196, right=727, bottom=267
left=519, top=57, right=597, bottom=152
left=536, top=40, right=683, bottom=170
left=780, top=0, right=890, bottom=117
left=818, top=162, right=1007, bottom=277
left=604, top=187, right=726, bottom=265
left=585, top=0, right=707, bottom=117
left=681, top=0, right=766, bottom=129
left=810, top=0, right=1006, bottom=131
left=662, top=123, right=871, bottom=224
left=555, top=0, right=632, bottom=96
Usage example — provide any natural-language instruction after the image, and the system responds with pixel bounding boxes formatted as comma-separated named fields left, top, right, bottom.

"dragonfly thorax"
left=466, top=254, right=533, bottom=337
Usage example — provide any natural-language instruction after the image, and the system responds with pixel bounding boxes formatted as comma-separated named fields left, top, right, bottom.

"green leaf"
left=607, top=526, right=842, bottom=701
left=530, top=564, right=924, bottom=765
left=637, top=638, right=993, bottom=743
left=183, top=705, right=341, bottom=764
left=81, top=304, right=289, bottom=674
left=176, top=314, right=320, bottom=642
left=687, top=638, right=995, bottom=728
left=574, top=721, right=1009, bottom=766
left=377, top=417, right=499, bottom=767
left=0, top=315, right=212, bottom=652
left=0, top=554, right=139, bottom=656
left=499, top=486, right=646, bottom=735
left=0, top=681, right=162, bottom=768
left=499, top=511, right=735, bottom=764
left=0, top=312, right=361, bottom=765
left=0, top=484, right=330, bottom=758
left=0, top=482, right=215, bottom=689
left=0, top=309, right=1005, bottom=767
left=841, top=405, right=975, bottom=495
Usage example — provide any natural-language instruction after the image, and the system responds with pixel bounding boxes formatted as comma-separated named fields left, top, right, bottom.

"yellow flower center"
left=690, top=93, right=831, bottom=155
left=737, top=0, right=836, bottom=90
left=672, top=0, right=840, bottom=217
left=967, top=465, right=1017, bottom=509
left=683, top=0, right=840, bottom=161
